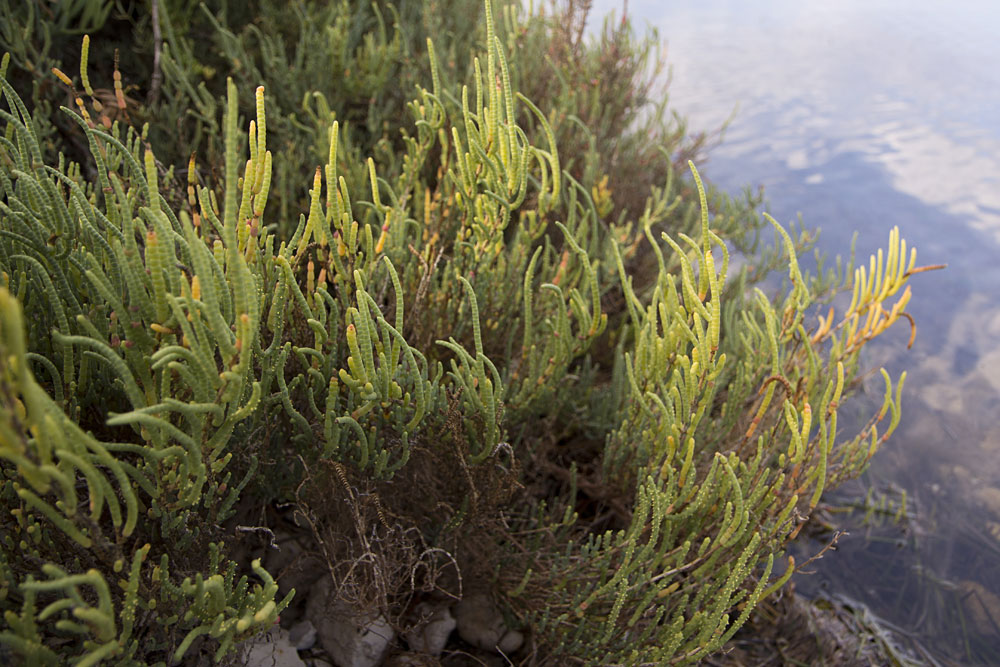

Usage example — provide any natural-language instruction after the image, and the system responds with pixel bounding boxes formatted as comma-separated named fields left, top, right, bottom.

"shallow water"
left=588, top=0, right=1000, bottom=662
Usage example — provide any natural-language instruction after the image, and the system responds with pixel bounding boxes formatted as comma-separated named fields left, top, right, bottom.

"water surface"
left=589, top=0, right=1000, bottom=662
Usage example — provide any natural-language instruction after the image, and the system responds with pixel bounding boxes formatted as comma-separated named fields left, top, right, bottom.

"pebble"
left=454, top=593, right=523, bottom=654
left=289, top=619, right=318, bottom=651
left=305, top=576, right=395, bottom=667
left=404, top=602, right=456, bottom=656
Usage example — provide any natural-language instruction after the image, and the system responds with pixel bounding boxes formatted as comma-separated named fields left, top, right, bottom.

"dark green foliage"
left=0, top=1, right=928, bottom=664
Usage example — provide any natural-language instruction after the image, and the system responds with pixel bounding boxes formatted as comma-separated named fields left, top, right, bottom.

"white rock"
left=498, top=629, right=524, bottom=654
left=404, top=603, right=456, bottom=656
left=305, top=576, right=395, bottom=667
left=289, top=619, right=318, bottom=651
left=240, top=626, right=308, bottom=667
left=454, top=593, right=518, bottom=653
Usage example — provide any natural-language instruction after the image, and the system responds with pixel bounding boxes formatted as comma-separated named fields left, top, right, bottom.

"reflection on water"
left=589, top=0, right=1000, bottom=661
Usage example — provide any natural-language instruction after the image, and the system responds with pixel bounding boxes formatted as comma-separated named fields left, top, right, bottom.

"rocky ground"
left=230, top=524, right=915, bottom=667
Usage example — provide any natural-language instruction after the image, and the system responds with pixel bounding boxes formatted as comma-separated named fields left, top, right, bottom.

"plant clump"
left=0, top=0, right=933, bottom=664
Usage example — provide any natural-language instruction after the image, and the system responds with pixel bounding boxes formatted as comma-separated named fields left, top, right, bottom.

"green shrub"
left=0, top=1, right=928, bottom=663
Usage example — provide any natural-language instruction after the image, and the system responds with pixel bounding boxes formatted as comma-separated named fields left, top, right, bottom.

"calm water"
left=589, top=0, right=1000, bottom=662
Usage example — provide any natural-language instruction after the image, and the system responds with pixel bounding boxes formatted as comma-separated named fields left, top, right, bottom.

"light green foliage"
left=0, top=1, right=930, bottom=664
left=513, top=174, right=913, bottom=660
left=0, top=66, right=292, bottom=663
left=152, top=0, right=495, bottom=237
